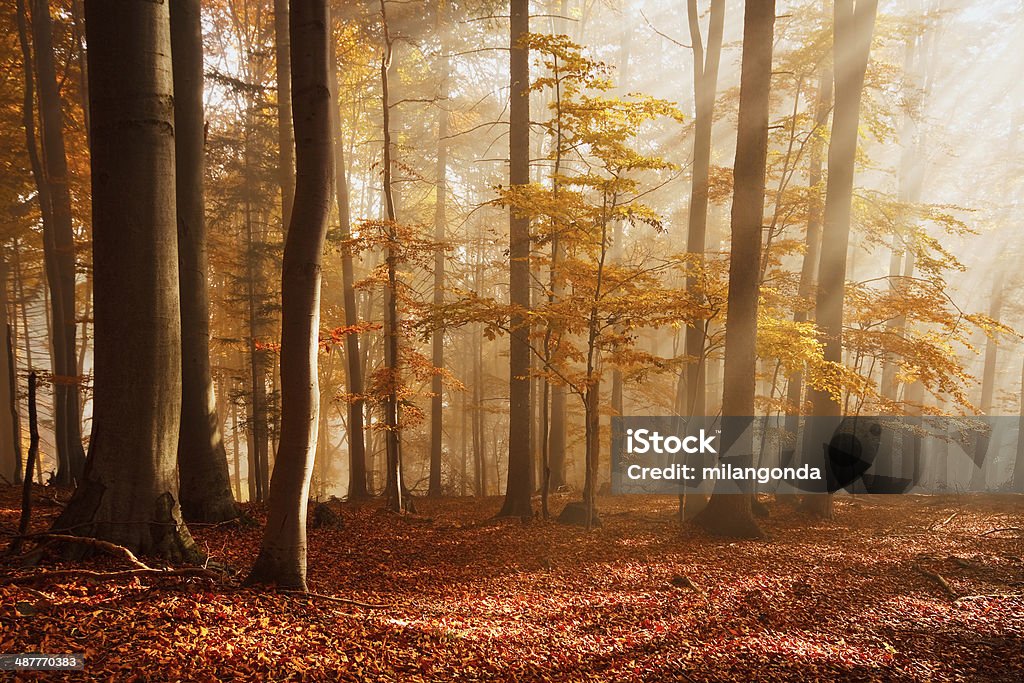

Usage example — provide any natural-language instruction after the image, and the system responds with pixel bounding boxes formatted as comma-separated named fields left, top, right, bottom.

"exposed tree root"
left=0, top=566, right=224, bottom=587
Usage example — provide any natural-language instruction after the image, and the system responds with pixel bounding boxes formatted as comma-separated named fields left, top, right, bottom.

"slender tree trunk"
left=682, top=0, right=724, bottom=419
left=678, top=0, right=725, bottom=521
left=27, top=0, right=86, bottom=486
left=274, top=0, right=295, bottom=232
left=171, top=0, right=237, bottom=523
left=801, top=0, right=877, bottom=519
left=243, top=153, right=269, bottom=502
left=246, top=0, right=332, bottom=590
left=428, top=28, right=450, bottom=497
left=970, top=269, right=1004, bottom=490
left=499, top=0, right=533, bottom=519
left=1013, top=357, right=1024, bottom=492
left=0, top=257, right=21, bottom=484
left=378, top=0, right=412, bottom=513
left=782, top=66, right=831, bottom=467
left=693, top=0, right=775, bottom=539
left=54, top=0, right=197, bottom=560
left=329, top=7, right=367, bottom=500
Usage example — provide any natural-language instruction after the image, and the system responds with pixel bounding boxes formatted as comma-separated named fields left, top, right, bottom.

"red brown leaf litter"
left=1, top=485, right=1022, bottom=681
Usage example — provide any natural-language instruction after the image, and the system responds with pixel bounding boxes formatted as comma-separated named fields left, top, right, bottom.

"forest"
left=0, top=0, right=1022, bottom=679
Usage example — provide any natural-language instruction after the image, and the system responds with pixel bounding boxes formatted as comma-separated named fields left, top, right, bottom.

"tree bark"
left=802, top=0, right=877, bottom=519
left=499, top=0, right=533, bottom=519
left=0, top=256, right=21, bottom=484
left=682, top=0, right=724, bottom=419
left=802, top=0, right=876, bottom=518
left=782, top=67, right=831, bottom=468
left=170, top=0, right=237, bottom=523
left=53, top=0, right=197, bottom=561
left=29, top=0, right=86, bottom=486
left=329, top=6, right=367, bottom=500
left=1013, top=358, right=1024, bottom=492
left=970, top=269, right=1004, bottom=490
left=428, top=30, right=449, bottom=498
left=693, top=0, right=775, bottom=539
left=378, top=0, right=411, bottom=514
left=274, top=0, right=296, bottom=233
left=246, top=0, right=332, bottom=590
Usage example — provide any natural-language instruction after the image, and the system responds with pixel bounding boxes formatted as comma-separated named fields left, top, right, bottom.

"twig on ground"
left=954, top=593, right=1024, bottom=602
left=281, top=589, right=389, bottom=609
left=980, top=527, right=1023, bottom=537
left=928, top=512, right=958, bottom=531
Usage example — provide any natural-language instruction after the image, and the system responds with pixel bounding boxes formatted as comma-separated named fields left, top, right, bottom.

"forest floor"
left=1, top=486, right=1022, bottom=682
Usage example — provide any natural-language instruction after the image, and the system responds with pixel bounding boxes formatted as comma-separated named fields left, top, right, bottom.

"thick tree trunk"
left=693, top=0, right=774, bottom=539
left=54, top=0, right=197, bottom=561
left=802, top=0, right=878, bottom=519
left=329, top=8, right=367, bottom=500
left=29, top=0, right=85, bottom=486
left=499, top=0, right=533, bottom=519
left=246, top=0, right=332, bottom=590
left=171, top=0, right=237, bottom=523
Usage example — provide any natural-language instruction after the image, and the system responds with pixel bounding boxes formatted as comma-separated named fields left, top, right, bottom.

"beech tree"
left=53, top=0, right=197, bottom=559
left=171, top=0, right=237, bottom=523
left=28, top=0, right=85, bottom=485
left=802, top=0, right=879, bottom=519
left=694, top=0, right=775, bottom=539
left=246, top=0, right=333, bottom=590
left=499, top=0, right=533, bottom=519
left=330, top=6, right=368, bottom=500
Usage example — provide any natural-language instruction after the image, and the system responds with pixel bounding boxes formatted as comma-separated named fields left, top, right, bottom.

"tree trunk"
left=244, top=182, right=268, bottom=501
left=782, top=66, right=831, bottom=467
left=28, top=0, right=85, bottom=486
left=428, top=27, right=449, bottom=497
left=693, top=0, right=775, bottom=539
left=682, top=0, right=724, bottom=420
left=0, top=257, right=21, bottom=484
left=246, top=0, right=332, bottom=590
left=170, top=0, right=237, bottom=523
left=54, top=0, right=197, bottom=561
left=274, top=0, right=296, bottom=232
left=1013, top=358, right=1024, bottom=492
left=378, top=0, right=412, bottom=514
left=802, top=0, right=878, bottom=519
left=329, top=6, right=367, bottom=500
left=678, top=0, right=725, bottom=522
left=971, top=269, right=1004, bottom=490
left=499, top=0, right=533, bottom=519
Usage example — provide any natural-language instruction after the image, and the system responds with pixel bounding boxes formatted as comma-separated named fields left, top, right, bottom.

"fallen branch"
left=950, top=555, right=980, bottom=570
left=914, top=564, right=956, bottom=598
left=954, top=593, right=1024, bottom=602
left=281, top=589, right=389, bottom=609
left=980, top=527, right=1023, bottom=537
